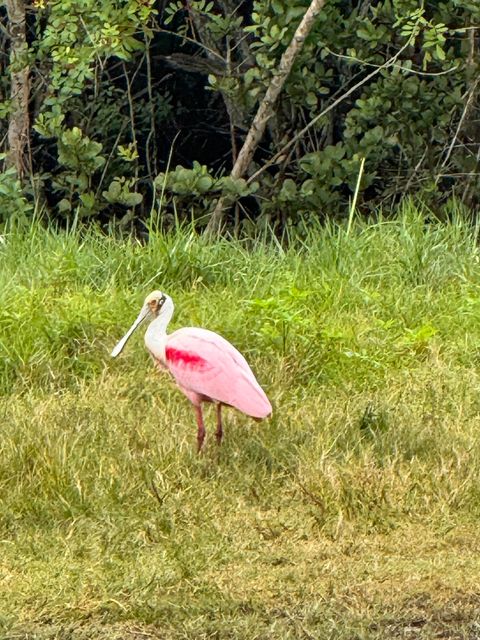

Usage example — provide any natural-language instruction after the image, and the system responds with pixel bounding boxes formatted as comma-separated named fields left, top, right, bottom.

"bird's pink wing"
left=164, top=327, right=272, bottom=418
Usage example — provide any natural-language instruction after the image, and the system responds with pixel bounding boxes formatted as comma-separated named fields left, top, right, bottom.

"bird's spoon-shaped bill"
left=111, top=305, right=149, bottom=358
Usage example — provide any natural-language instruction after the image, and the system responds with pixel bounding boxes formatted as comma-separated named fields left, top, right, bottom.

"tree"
left=5, top=0, right=29, bottom=178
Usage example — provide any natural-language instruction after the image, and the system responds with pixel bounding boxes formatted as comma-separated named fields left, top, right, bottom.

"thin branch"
left=436, top=75, right=480, bottom=182
left=145, top=35, right=158, bottom=180
left=324, top=46, right=459, bottom=77
left=122, top=61, right=139, bottom=186
left=79, top=16, right=105, bottom=72
left=437, top=172, right=480, bottom=178
left=150, top=26, right=226, bottom=62
left=95, top=120, right=129, bottom=198
left=226, top=36, right=238, bottom=165
left=405, top=147, right=428, bottom=192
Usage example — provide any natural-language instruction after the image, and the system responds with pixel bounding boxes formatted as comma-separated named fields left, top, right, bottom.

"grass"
left=1, top=203, right=480, bottom=638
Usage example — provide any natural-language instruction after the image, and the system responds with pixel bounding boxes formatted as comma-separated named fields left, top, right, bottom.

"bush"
left=0, top=0, right=478, bottom=228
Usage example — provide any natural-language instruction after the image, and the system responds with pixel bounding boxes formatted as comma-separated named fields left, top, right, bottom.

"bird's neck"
left=144, top=296, right=174, bottom=363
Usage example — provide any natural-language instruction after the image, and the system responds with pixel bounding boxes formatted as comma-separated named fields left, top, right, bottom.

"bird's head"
left=111, top=290, right=173, bottom=358
left=145, top=290, right=168, bottom=317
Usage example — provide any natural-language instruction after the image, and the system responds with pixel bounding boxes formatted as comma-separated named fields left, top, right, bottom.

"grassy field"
left=1, top=205, right=480, bottom=638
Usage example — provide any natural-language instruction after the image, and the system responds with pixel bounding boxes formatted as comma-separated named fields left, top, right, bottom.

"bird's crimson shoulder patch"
left=166, top=346, right=209, bottom=370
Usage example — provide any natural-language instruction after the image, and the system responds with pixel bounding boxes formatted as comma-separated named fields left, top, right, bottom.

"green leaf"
left=356, top=25, right=372, bottom=40
left=279, top=178, right=297, bottom=201
left=196, top=176, right=214, bottom=193
left=58, top=198, right=71, bottom=213
left=123, top=192, right=143, bottom=206
left=272, top=0, right=283, bottom=14
left=79, top=191, right=95, bottom=210
left=435, top=44, right=446, bottom=60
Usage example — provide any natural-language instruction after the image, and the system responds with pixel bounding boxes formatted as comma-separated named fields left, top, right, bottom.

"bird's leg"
left=195, top=405, right=206, bottom=452
left=215, top=403, right=223, bottom=445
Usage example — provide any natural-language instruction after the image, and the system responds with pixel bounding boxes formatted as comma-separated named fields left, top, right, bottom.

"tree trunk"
left=205, top=0, right=326, bottom=236
left=5, top=0, right=30, bottom=178
left=184, top=0, right=247, bottom=130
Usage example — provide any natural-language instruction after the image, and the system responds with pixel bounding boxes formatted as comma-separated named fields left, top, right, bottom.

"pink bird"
left=111, top=291, right=272, bottom=451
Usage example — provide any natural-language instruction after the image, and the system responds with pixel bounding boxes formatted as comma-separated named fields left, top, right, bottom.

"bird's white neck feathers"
left=144, top=294, right=174, bottom=362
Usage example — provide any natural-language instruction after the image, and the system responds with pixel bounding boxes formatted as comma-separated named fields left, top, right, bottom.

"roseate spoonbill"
left=111, top=291, right=272, bottom=451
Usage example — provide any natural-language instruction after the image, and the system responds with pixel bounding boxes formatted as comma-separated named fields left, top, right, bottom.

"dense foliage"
left=0, top=0, right=478, bottom=229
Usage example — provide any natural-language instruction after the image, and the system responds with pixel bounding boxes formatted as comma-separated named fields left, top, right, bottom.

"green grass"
left=2, top=204, right=480, bottom=638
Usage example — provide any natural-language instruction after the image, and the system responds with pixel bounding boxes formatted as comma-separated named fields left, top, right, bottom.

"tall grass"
left=1, top=203, right=480, bottom=638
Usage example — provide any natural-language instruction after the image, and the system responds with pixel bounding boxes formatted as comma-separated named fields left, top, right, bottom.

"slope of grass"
left=1, top=205, right=480, bottom=638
